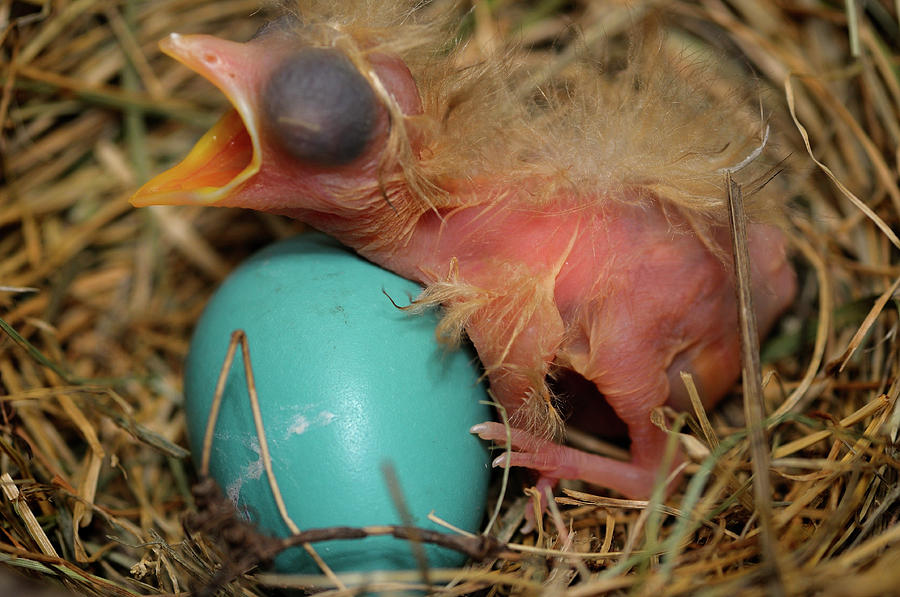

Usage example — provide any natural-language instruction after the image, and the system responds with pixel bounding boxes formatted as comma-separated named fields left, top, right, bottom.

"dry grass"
left=2, top=0, right=900, bottom=595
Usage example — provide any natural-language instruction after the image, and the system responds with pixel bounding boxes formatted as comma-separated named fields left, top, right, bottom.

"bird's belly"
left=410, top=196, right=792, bottom=416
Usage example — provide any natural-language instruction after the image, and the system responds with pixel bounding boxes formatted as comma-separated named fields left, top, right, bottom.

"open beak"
left=131, top=34, right=263, bottom=207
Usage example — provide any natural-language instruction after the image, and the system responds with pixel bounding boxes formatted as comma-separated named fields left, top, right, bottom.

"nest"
left=2, top=0, right=900, bottom=595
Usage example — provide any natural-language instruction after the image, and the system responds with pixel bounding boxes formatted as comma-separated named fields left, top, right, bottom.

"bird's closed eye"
left=261, top=47, right=378, bottom=166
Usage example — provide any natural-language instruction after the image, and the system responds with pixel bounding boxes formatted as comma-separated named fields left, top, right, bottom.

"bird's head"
left=130, top=15, right=427, bottom=218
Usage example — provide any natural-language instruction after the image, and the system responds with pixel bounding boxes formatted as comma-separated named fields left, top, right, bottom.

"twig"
left=199, top=329, right=345, bottom=591
left=382, top=463, right=433, bottom=590
left=726, top=172, right=783, bottom=595
left=184, top=475, right=510, bottom=595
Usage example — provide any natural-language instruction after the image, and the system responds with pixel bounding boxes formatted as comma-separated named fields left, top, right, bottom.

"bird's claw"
left=470, top=421, right=578, bottom=474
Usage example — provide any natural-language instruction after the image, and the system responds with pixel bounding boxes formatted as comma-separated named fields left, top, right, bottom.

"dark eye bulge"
left=262, top=47, right=378, bottom=165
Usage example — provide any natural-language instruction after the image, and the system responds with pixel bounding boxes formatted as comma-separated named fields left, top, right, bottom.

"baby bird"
left=133, top=2, right=796, bottom=500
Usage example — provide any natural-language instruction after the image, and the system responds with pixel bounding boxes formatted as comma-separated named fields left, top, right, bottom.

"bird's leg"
left=470, top=421, right=669, bottom=500
left=455, top=273, right=678, bottom=502
left=462, top=285, right=565, bottom=434
left=451, top=276, right=570, bottom=520
left=472, top=379, right=681, bottom=500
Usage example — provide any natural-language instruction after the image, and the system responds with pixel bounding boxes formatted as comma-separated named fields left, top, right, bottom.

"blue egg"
left=184, top=232, right=491, bottom=574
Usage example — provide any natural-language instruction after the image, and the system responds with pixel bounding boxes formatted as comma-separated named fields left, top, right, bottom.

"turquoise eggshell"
left=184, top=232, right=491, bottom=574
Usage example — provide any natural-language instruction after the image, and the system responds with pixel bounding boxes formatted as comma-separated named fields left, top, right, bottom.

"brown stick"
left=726, top=172, right=784, bottom=595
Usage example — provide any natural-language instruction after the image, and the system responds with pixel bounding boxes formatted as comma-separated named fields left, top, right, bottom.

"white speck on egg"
left=226, top=478, right=243, bottom=506
left=288, top=414, right=310, bottom=436
left=245, top=439, right=264, bottom=479
left=225, top=438, right=264, bottom=510
left=284, top=409, right=337, bottom=438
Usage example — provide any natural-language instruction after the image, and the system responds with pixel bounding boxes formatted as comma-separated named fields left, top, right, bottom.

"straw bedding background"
left=1, top=0, right=900, bottom=595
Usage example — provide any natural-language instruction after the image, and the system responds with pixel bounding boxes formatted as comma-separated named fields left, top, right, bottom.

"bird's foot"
left=470, top=421, right=666, bottom=500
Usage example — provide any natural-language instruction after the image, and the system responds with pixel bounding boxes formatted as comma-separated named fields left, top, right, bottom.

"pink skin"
left=133, top=33, right=797, bottom=501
